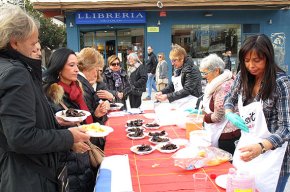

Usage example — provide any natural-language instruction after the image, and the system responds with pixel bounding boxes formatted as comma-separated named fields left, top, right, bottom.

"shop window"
left=172, top=24, right=241, bottom=70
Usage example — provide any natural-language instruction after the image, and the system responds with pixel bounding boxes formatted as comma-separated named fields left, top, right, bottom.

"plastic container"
left=189, top=130, right=211, bottom=147
left=226, top=168, right=236, bottom=192
left=227, top=170, right=255, bottom=192
left=185, top=116, right=204, bottom=139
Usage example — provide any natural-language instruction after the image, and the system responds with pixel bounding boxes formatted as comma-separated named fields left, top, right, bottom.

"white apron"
left=203, top=95, right=228, bottom=147
left=171, top=75, right=198, bottom=110
left=233, top=95, right=288, bottom=192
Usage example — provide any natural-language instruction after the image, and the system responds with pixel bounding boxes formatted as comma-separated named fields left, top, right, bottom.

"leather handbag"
left=87, top=141, right=105, bottom=167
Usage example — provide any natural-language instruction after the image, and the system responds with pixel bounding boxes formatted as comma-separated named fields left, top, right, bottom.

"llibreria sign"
left=75, top=11, right=146, bottom=24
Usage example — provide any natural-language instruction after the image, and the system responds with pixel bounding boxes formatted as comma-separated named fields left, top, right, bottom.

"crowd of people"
left=0, top=4, right=289, bottom=192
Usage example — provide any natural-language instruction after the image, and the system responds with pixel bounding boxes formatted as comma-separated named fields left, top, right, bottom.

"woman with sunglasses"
left=199, top=54, right=240, bottom=155
left=156, top=52, right=169, bottom=91
left=155, top=44, right=202, bottom=109
left=103, top=55, right=131, bottom=109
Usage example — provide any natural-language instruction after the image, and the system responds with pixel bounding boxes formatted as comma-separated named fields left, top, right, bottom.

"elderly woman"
left=127, top=52, right=147, bottom=108
left=0, top=5, right=89, bottom=192
left=77, top=47, right=110, bottom=150
left=77, top=47, right=109, bottom=125
left=103, top=55, right=131, bottom=109
left=43, top=48, right=97, bottom=192
left=156, top=52, right=168, bottom=91
left=155, top=44, right=202, bottom=109
left=199, top=54, right=240, bottom=155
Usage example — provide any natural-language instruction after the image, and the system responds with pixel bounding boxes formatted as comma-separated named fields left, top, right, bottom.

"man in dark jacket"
left=143, top=46, right=158, bottom=100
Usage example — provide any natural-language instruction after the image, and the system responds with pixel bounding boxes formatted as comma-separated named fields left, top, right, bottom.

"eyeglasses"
left=171, top=59, right=180, bottom=63
left=200, top=71, right=211, bottom=76
left=110, top=62, right=120, bottom=67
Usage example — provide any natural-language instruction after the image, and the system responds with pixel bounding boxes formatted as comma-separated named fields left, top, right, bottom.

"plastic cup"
left=185, top=115, right=204, bottom=139
left=193, top=173, right=208, bottom=191
left=190, top=130, right=211, bottom=147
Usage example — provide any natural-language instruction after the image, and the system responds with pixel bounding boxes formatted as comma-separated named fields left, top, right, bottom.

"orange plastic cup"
left=185, top=115, right=204, bottom=139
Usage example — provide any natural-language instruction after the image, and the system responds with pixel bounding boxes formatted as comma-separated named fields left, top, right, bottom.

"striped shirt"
left=224, top=72, right=290, bottom=177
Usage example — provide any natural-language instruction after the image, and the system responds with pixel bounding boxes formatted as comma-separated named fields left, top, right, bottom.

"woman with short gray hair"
left=0, top=5, right=89, bottom=192
left=199, top=53, right=240, bottom=155
left=127, top=52, right=147, bottom=108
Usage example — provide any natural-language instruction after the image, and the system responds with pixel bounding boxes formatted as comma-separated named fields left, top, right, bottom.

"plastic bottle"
left=231, top=170, right=255, bottom=192
left=226, top=168, right=236, bottom=192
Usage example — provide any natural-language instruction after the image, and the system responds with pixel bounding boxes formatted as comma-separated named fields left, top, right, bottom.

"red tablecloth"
left=105, top=112, right=231, bottom=192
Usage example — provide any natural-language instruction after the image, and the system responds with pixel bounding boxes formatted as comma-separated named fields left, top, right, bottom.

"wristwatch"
left=258, top=142, right=266, bottom=154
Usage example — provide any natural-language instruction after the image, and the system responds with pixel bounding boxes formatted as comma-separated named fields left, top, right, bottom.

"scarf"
left=174, top=68, right=182, bottom=77
left=203, top=69, right=233, bottom=113
left=127, top=62, right=141, bottom=77
left=112, top=71, right=122, bottom=88
left=58, top=81, right=93, bottom=124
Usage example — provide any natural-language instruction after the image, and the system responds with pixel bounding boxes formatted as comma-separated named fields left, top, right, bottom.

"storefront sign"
left=75, top=11, right=146, bottom=24
left=147, top=27, right=159, bottom=32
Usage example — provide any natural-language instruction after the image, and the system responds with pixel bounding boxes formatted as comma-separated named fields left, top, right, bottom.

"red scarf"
left=58, top=81, right=93, bottom=124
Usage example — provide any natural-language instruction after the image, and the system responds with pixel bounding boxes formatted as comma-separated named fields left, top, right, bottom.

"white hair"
left=128, top=52, right=141, bottom=63
left=200, top=54, right=225, bottom=73
left=0, top=5, right=39, bottom=50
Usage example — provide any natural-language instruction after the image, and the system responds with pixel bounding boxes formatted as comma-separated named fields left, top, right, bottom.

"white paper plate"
left=130, top=145, right=155, bottom=155
left=55, top=110, right=91, bottom=122
left=147, top=130, right=168, bottom=137
left=125, top=127, right=145, bottom=133
left=215, top=174, right=227, bottom=189
left=127, top=108, right=143, bottom=114
left=126, top=119, right=144, bottom=127
left=126, top=133, right=146, bottom=140
left=171, top=138, right=189, bottom=146
left=85, top=125, right=114, bottom=137
left=156, top=143, right=179, bottom=153
left=143, top=113, right=156, bottom=119
left=109, top=103, right=124, bottom=111
left=143, top=123, right=160, bottom=130
left=149, top=136, right=171, bottom=145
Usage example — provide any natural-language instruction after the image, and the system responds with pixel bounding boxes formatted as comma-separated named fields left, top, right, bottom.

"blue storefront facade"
left=65, top=9, right=290, bottom=74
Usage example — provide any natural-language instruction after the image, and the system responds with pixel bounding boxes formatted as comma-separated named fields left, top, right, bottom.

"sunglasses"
left=110, top=62, right=120, bottom=67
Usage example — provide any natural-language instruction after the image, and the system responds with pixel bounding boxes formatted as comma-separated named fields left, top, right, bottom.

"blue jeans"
left=146, top=73, right=157, bottom=98
left=276, top=173, right=289, bottom=192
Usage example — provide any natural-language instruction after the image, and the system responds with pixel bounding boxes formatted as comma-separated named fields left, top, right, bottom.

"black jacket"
left=78, top=74, right=108, bottom=125
left=103, top=68, right=131, bottom=107
left=161, top=56, right=203, bottom=102
left=146, top=52, right=158, bottom=74
left=44, top=82, right=96, bottom=192
left=129, top=64, right=147, bottom=96
left=0, top=50, right=73, bottom=192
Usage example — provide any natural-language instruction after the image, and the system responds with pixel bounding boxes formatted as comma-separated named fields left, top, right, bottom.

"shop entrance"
left=80, top=27, right=144, bottom=67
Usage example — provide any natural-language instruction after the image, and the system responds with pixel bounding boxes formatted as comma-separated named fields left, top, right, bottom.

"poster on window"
left=201, top=35, right=209, bottom=48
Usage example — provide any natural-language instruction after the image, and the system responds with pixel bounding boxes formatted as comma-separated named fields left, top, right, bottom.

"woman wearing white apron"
left=199, top=54, right=240, bottom=154
left=155, top=44, right=202, bottom=109
left=224, top=34, right=289, bottom=192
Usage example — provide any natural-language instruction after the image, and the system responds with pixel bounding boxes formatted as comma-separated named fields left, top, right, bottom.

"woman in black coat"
left=43, top=48, right=97, bottom=192
left=156, top=44, right=203, bottom=104
left=127, top=53, right=147, bottom=108
left=103, top=55, right=131, bottom=109
left=0, top=5, right=89, bottom=192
